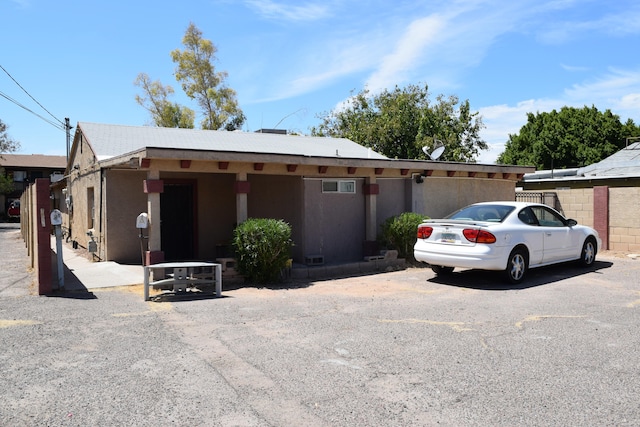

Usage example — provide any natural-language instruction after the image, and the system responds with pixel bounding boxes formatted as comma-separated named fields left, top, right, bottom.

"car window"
left=518, top=207, right=538, bottom=226
left=448, top=205, right=515, bottom=222
left=530, top=206, right=566, bottom=227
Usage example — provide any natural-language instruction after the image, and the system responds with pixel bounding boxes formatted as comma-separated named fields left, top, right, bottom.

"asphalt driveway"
left=1, top=223, right=639, bottom=426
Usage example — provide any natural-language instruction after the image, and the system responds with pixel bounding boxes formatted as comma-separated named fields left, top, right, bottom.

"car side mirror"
left=567, top=219, right=577, bottom=227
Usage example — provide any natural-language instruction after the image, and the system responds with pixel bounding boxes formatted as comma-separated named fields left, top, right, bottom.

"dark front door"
left=161, top=181, right=196, bottom=261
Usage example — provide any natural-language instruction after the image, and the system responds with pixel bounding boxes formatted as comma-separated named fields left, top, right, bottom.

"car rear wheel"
left=505, top=248, right=527, bottom=284
left=579, top=237, right=597, bottom=267
left=431, top=265, right=454, bottom=275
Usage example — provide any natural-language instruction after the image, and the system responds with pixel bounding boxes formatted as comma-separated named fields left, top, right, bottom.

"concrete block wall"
left=609, top=187, right=640, bottom=252
left=554, top=187, right=640, bottom=253
left=554, top=188, right=594, bottom=227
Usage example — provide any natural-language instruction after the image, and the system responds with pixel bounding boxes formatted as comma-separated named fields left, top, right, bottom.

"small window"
left=518, top=207, right=538, bottom=226
left=322, top=181, right=338, bottom=192
left=87, top=187, right=95, bottom=229
left=322, top=180, right=356, bottom=193
left=530, top=206, right=566, bottom=227
left=13, top=171, right=27, bottom=182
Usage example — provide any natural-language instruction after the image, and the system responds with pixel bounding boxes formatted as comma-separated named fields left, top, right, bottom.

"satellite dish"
left=422, top=139, right=445, bottom=160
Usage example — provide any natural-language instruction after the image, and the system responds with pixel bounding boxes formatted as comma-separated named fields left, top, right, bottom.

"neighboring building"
left=519, top=141, right=640, bottom=252
left=58, top=122, right=532, bottom=265
left=1, top=154, right=66, bottom=217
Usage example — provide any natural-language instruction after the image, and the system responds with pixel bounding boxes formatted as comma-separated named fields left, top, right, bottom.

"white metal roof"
left=577, top=142, right=640, bottom=177
left=522, top=142, right=640, bottom=182
left=77, top=122, right=388, bottom=161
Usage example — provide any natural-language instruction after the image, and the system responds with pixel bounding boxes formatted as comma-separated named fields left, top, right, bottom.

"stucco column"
left=364, top=177, right=378, bottom=241
left=145, top=169, right=164, bottom=264
left=235, top=172, right=249, bottom=224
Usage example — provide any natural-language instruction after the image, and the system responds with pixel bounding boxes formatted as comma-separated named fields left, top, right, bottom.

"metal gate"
left=515, top=191, right=562, bottom=212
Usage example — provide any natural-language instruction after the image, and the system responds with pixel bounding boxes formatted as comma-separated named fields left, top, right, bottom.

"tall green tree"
left=0, top=167, right=14, bottom=195
left=0, top=119, right=18, bottom=196
left=497, top=106, right=639, bottom=168
left=134, top=73, right=195, bottom=128
left=311, top=84, right=486, bottom=162
left=0, top=119, right=19, bottom=154
left=622, top=118, right=640, bottom=146
left=170, top=23, right=245, bottom=131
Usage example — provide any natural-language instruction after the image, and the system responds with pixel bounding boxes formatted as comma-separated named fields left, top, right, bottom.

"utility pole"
left=626, top=136, right=640, bottom=148
left=65, top=117, right=71, bottom=162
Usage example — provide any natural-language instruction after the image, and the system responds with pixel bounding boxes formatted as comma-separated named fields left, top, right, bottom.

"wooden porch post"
left=235, top=172, right=249, bottom=224
left=144, top=169, right=164, bottom=264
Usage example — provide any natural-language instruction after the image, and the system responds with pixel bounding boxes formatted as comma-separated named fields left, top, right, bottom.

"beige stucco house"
left=58, top=122, right=532, bottom=266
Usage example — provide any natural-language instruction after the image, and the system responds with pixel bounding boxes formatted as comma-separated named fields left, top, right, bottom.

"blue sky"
left=2, top=0, right=639, bottom=163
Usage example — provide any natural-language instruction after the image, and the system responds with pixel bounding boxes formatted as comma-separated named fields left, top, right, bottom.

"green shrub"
left=232, top=218, right=293, bottom=284
left=381, top=212, right=428, bottom=262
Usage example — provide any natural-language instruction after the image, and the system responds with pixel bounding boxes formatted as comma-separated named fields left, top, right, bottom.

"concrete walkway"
left=50, top=234, right=144, bottom=291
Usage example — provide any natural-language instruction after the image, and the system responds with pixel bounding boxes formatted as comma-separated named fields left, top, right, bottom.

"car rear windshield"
left=446, top=204, right=515, bottom=222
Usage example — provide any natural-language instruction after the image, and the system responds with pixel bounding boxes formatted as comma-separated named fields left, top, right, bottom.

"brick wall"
left=21, top=179, right=53, bottom=294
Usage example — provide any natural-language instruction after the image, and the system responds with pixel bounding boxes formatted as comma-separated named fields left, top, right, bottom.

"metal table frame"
left=143, top=262, right=222, bottom=301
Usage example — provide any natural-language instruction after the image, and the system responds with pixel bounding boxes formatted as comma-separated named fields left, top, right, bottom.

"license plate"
left=441, top=232, right=456, bottom=243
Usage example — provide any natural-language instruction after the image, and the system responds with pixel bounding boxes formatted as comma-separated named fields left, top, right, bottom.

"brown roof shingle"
left=0, top=154, right=67, bottom=169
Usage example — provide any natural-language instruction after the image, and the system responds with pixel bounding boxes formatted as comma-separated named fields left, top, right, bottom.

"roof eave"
left=98, top=147, right=534, bottom=175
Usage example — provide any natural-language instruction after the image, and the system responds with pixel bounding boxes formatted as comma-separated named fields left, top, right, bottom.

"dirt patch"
left=230, top=268, right=435, bottom=298
left=599, top=250, right=639, bottom=260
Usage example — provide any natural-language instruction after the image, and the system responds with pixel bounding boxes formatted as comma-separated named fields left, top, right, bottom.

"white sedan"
left=413, top=201, right=601, bottom=284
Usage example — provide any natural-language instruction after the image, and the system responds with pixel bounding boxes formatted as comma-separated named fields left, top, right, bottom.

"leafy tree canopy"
left=170, top=23, right=245, bottom=131
left=497, top=105, right=640, bottom=168
left=134, top=73, right=195, bottom=128
left=0, top=167, right=14, bottom=195
left=0, top=119, right=18, bottom=195
left=135, top=23, right=245, bottom=131
left=0, top=119, right=19, bottom=154
left=311, top=84, right=487, bottom=162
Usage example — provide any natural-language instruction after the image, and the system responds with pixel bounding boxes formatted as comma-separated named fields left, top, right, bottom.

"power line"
left=0, top=90, right=66, bottom=131
left=0, top=63, right=66, bottom=130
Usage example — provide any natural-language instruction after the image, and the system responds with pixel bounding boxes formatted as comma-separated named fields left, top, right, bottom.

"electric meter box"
left=50, top=209, right=63, bottom=226
left=136, top=213, right=149, bottom=229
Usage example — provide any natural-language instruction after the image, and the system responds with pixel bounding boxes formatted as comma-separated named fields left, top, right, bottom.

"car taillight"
left=417, top=225, right=433, bottom=239
left=463, top=228, right=496, bottom=243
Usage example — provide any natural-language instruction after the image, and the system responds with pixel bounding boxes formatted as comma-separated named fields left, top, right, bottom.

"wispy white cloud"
left=537, top=5, right=640, bottom=43
left=618, top=93, right=640, bottom=111
left=249, top=34, right=381, bottom=102
left=318, top=1, right=537, bottom=97
left=365, top=15, right=446, bottom=92
left=565, top=68, right=640, bottom=109
left=10, top=0, right=30, bottom=7
left=561, top=63, right=589, bottom=72
left=264, top=1, right=531, bottom=100
left=243, top=0, right=331, bottom=22
left=604, top=8, right=640, bottom=36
